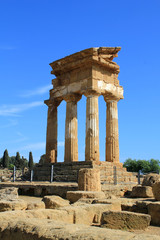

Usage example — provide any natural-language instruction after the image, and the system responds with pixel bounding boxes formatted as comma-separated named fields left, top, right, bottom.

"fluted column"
left=64, top=94, right=81, bottom=162
left=104, top=98, right=119, bottom=163
left=45, top=99, right=61, bottom=163
left=85, top=92, right=100, bottom=162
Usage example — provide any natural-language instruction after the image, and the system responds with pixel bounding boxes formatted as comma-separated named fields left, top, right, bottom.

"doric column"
left=85, top=92, right=100, bottom=162
left=45, top=99, right=61, bottom=163
left=64, top=94, right=82, bottom=162
left=104, top=97, right=119, bottom=163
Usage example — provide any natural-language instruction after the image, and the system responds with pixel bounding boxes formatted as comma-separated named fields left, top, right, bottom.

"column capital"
left=84, top=90, right=100, bottom=98
left=44, top=98, right=62, bottom=107
left=63, top=93, right=82, bottom=103
left=103, top=95, right=120, bottom=103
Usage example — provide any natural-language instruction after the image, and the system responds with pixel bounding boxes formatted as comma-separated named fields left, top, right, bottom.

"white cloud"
left=0, top=101, right=43, bottom=116
left=0, top=119, right=18, bottom=128
left=20, top=142, right=46, bottom=151
left=20, top=141, right=64, bottom=151
left=2, top=132, right=28, bottom=144
left=20, top=84, right=52, bottom=98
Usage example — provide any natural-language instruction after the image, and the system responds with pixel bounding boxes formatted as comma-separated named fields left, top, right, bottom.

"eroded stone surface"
left=101, top=211, right=151, bottom=230
left=45, top=47, right=123, bottom=164
left=131, top=185, right=153, bottom=198
left=142, top=173, right=160, bottom=187
left=148, top=202, right=160, bottom=226
left=43, top=195, right=70, bottom=209
left=0, top=187, right=18, bottom=200
left=66, top=190, right=105, bottom=203
left=152, top=182, right=160, bottom=200
left=27, top=201, right=45, bottom=210
left=78, top=168, right=101, bottom=191
left=0, top=218, right=159, bottom=240
left=0, top=199, right=27, bottom=212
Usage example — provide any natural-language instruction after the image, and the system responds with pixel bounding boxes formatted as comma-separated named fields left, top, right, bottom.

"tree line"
left=123, top=158, right=160, bottom=173
left=0, top=149, right=34, bottom=170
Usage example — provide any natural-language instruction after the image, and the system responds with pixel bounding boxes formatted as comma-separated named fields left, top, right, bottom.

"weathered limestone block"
left=152, top=182, right=160, bottom=200
left=130, top=185, right=153, bottom=198
left=78, top=168, right=101, bottom=191
left=92, top=199, right=121, bottom=211
left=0, top=209, right=74, bottom=223
left=1, top=176, right=10, bottom=182
left=34, top=187, right=42, bottom=197
left=0, top=187, right=18, bottom=201
left=43, top=195, right=70, bottom=209
left=1, top=218, right=159, bottom=240
left=72, top=198, right=95, bottom=205
left=66, top=191, right=105, bottom=203
left=148, top=202, right=160, bottom=226
left=121, top=200, right=153, bottom=214
left=27, top=201, right=45, bottom=210
left=142, top=173, right=160, bottom=187
left=101, top=211, right=151, bottom=230
left=62, top=203, right=121, bottom=225
left=0, top=199, right=27, bottom=212
left=0, top=203, right=119, bottom=226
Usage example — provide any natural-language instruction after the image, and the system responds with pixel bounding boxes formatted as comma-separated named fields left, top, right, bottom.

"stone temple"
left=34, top=47, right=136, bottom=185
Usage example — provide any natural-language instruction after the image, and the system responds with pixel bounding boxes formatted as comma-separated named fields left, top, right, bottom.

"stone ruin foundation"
left=34, top=47, right=137, bottom=189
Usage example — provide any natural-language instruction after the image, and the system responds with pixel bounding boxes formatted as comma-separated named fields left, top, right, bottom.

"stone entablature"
left=49, top=47, right=123, bottom=101
left=45, top=47, right=124, bottom=164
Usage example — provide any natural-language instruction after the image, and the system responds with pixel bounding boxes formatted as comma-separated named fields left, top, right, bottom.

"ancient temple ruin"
left=45, top=47, right=123, bottom=164
left=34, top=47, right=136, bottom=184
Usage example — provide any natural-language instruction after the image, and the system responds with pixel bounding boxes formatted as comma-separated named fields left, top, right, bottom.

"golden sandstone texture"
left=0, top=186, right=160, bottom=239
left=78, top=168, right=101, bottom=191
left=45, top=47, right=123, bottom=164
left=101, top=211, right=151, bottom=230
left=0, top=218, right=159, bottom=240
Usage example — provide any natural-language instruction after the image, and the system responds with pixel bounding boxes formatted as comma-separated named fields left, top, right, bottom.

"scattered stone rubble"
left=0, top=168, right=29, bottom=182
left=0, top=172, right=160, bottom=239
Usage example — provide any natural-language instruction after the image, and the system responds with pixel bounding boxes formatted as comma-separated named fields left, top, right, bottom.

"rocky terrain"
left=0, top=173, right=160, bottom=239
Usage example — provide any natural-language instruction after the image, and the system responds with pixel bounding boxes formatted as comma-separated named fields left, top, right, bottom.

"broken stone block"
left=130, top=185, right=153, bottom=198
left=0, top=199, right=27, bottom=212
left=27, top=201, right=45, bottom=210
left=152, top=182, right=160, bottom=200
left=66, top=191, right=105, bottom=203
left=0, top=187, right=18, bottom=201
left=101, top=211, right=151, bottom=230
left=92, top=199, right=121, bottom=211
left=0, top=217, right=158, bottom=240
left=142, top=173, right=160, bottom=187
left=78, top=168, right=101, bottom=191
left=43, top=195, right=70, bottom=209
left=148, top=202, right=160, bottom=226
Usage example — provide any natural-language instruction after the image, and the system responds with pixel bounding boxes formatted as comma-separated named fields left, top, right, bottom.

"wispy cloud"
left=0, top=101, right=43, bottom=116
left=0, top=119, right=18, bottom=128
left=20, top=142, right=46, bottom=151
left=2, top=132, right=28, bottom=144
left=20, top=84, right=52, bottom=98
left=20, top=141, right=64, bottom=151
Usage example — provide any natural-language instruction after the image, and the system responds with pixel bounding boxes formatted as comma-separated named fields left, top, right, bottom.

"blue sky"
left=0, top=0, right=160, bottom=163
